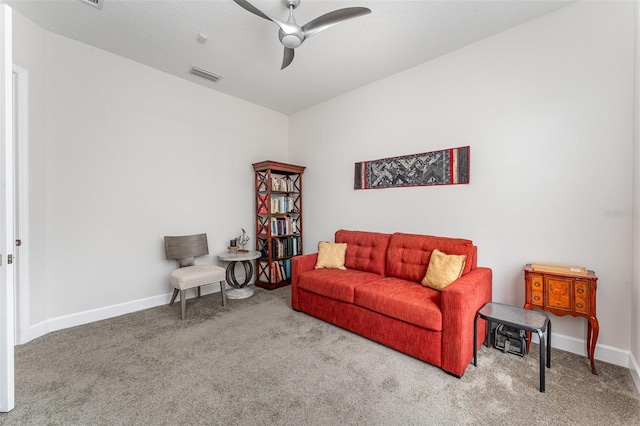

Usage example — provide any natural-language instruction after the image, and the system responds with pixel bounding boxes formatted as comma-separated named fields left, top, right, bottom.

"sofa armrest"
left=291, top=253, right=318, bottom=310
left=440, top=267, right=492, bottom=377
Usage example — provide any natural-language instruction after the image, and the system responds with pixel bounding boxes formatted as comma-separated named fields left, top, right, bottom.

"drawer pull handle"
left=534, top=295, right=541, bottom=302
left=577, top=287, right=585, bottom=294
left=576, top=302, right=584, bottom=309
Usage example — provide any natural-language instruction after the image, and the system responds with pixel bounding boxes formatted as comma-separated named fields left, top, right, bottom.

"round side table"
left=217, top=250, right=261, bottom=299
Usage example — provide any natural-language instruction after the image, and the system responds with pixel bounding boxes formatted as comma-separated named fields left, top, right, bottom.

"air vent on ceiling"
left=79, top=0, right=104, bottom=9
left=189, top=67, right=223, bottom=83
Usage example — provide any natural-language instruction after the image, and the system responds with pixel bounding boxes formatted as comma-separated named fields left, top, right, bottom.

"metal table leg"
left=546, top=319, right=551, bottom=369
left=537, top=329, right=545, bottom=393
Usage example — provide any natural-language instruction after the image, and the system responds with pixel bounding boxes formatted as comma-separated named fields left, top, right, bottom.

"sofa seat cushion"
left=297, top=269, right=384, bottom=303
left=354, top=277, right=443, bottom=331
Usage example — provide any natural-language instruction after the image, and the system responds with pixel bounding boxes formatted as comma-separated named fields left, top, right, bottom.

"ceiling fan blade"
left=233, top=0, right=293, bottom=34
left=281, top=47, right=295, bottom=70
left=232, top=0, right=273, bottom=22
left=302, top=7, right=371, bottom=39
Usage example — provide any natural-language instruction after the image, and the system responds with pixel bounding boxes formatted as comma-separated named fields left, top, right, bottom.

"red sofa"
left=291, top=229, right=492, bottom=377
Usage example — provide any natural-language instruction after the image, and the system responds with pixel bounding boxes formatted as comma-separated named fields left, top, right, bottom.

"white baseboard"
left=630, top=352, right=640, bottom=394
left=531, top=331, right=631, bottom=368
left=26, top=283, right=230, bottom=343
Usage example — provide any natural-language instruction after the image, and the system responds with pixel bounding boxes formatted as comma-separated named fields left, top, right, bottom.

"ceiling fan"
left=232, top=0, right=371, bottom=69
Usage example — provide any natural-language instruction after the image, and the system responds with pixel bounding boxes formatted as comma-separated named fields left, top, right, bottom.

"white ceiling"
left=7, top=0, right=573, bottom=115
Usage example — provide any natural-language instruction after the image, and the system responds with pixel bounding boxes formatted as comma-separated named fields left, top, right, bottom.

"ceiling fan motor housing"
left=278, top=24, right=304, bottom=49
left=279, top=30, right=303, bottom=48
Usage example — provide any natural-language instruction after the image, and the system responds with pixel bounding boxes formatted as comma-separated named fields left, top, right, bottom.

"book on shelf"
left=268, top=216, right=301, bottom=236
left=271, top=176, right=294, bottom=192
left=269, top=194, right=298, bottom=214
left=266, top=259, right=292, bottom=283
left=270, top=236, right=301, bottom=258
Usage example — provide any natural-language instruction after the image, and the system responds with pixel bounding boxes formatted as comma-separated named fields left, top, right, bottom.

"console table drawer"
left=574, top=281, right=590, bottom=314
left=545, top=276, right=572, bottom=312
left=531, top=274, right=544, bottom=306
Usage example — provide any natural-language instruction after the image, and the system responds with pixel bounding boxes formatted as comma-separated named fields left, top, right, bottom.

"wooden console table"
left=524, top=263, right=599, bottom=374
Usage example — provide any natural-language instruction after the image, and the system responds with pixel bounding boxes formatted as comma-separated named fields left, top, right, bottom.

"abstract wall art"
left=354, top=146, right=470, bottom=190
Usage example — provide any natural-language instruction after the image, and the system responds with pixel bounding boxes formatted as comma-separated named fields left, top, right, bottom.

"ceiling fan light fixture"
left=281, top=34, right=302, bottom=48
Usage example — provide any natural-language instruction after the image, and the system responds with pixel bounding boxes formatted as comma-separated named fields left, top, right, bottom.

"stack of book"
left=271, top=176, right=294, bottom=192
left=268, top=259, right=291, bottom=283
left=271, top=236, right=300, bottom=258
left=270, top=216, right=297, bottom=235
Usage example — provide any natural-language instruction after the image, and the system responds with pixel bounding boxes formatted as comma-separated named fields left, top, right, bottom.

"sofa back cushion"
left=335, top=229, right=391, bottom=276
left=385, top=232, right=477, bottom=282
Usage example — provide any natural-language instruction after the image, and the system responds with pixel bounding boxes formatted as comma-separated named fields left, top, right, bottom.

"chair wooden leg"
left=197, top=286, right=201, bottom=298
left=220, top=281, right=227, bottom=307
left=169, top=288, right=178, bottom=306
left=180, top=290, right=186, bottom=320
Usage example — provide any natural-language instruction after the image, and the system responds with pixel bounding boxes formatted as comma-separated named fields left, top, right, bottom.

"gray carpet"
left=1, top=286, right=639, bottom=425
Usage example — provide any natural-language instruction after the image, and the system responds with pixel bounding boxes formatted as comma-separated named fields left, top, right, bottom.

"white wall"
left=631, top=0, right=640, bottom=388
left=290, top=1, right=635, bottom=362
left=13, top=11, right=289, bottom=333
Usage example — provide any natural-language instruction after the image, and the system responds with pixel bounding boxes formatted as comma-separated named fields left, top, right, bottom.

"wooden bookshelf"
left=252, top=161, right=305, bottom=290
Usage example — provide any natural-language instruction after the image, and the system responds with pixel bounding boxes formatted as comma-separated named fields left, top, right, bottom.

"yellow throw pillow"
left=314, top=242, right=347, bottom=270
left=421, top=248, right=466, bottom=291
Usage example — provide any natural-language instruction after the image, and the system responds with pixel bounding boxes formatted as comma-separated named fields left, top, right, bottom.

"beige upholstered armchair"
left=164, top=233, right=227, bottom=319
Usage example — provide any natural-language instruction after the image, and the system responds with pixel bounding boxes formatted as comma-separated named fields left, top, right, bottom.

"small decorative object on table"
left=237, top=228, right=250, bottom=253
left=228, top=238, right=238, bottom=255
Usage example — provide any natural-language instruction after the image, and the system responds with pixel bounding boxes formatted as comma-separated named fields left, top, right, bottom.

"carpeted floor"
left=1, top=286, right=639, bottom=425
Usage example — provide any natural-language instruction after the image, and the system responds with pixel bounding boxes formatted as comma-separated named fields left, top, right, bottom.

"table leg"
left=587, top=320, right=592, bottom=360
left=537, top=329, right=545, bottom=393
left=524, top=305, right=531, bottom=354
left=473, top=314, right=479, bottom=367
left=546, top=319, right=551, bottom=369
left=225, top=260, right=255, bottom=299
left=485, top=320, right=491, bottom=348
left=588, top=316, right=599, bottom=375
left=226, top=261, right=251, bottom=288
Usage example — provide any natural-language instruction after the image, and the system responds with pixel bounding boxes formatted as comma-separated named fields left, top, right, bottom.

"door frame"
left=0, top=3, right=15, bottom=413
left=12, top=64, right=29, bottom=345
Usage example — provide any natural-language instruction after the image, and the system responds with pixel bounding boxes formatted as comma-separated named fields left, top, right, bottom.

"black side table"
left=473, top=302, right=551, bottom=392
